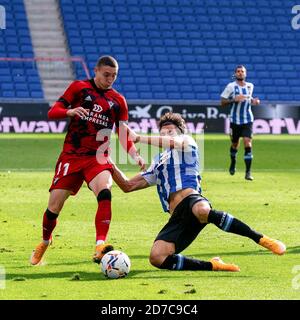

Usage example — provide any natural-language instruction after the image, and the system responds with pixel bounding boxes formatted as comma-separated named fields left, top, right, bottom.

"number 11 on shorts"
left=57, top=162, right=70, bottom=176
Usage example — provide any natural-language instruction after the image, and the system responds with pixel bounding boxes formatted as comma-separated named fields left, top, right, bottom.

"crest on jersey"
left=157, top=150, right=171, bottom=167
left=107, top=100, right=114, bottom=109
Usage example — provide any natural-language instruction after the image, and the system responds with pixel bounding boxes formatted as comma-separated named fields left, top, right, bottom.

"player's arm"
left=221, top=95, right=248, bottom=107
left=251, top=97, right=260, bottom=105
left=221, top=97, right=234, bottom=107
left=124, top=124, right=191, bottom=150
left=250, top=85, right=261, bottom=105
left=112, top=162, right=149, bottom=193
left=136, top=134, right=186, bottom=149
left=220, top=83, right=246, bottom=107
left=116, top=100, right=146, bottom=170
left=48, top=81, right=89, bottom=119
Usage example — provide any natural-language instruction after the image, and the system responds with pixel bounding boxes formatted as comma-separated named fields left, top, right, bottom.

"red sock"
left=42, top=209, right=58, bottom=241
left=95, top=198, right=112, bottom=242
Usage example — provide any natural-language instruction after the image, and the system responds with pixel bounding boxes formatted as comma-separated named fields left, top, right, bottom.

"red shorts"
left=49, top=153, right=113, bottom=195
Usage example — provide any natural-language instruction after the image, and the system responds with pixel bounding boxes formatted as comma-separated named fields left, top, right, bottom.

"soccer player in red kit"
left=30, top=56, right=145, bottom=265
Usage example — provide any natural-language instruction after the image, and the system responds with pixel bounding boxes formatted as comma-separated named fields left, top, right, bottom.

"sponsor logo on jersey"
left=93, top=104, right=103, bottom=113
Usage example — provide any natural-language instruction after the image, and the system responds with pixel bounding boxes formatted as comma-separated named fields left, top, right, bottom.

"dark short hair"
left=96, top=56, right=119, bottom=69
left=159, top=112, right=186, bottom=133
left=235, top=65, right=246, bottom=72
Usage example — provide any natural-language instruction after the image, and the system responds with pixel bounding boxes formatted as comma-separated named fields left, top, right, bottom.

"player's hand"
left=252, top=97, right=260, bottom=105
left=66, top=107, right=89, bottom=118
left=133, top=153, right=146, bottom=171
left=125, top=124, right=140, bottom=143
left=119, top=123, right=140, bottom=143
left=234, top=95, right=247, bottom=102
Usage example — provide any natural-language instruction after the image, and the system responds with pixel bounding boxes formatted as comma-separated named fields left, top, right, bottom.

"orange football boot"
left=210, top=257, right=240, bottom=272
left=259, top=235, right=286, bottom=255
left=93, top=243, right=114, bottom=264
left=30, top=241, right=51, bottom=265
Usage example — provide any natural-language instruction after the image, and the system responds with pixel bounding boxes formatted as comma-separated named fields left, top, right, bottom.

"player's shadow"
left=127, top=269, right=252, bottom=279
left=6, top=268, right=251, bottom=282
left=6, top=271, right=112, bottom=282
left=4, top=270, right=171, bottom=281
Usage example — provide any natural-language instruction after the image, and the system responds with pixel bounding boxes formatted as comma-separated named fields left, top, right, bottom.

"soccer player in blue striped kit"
left=111, top=112, right=285, bottom=272
left=221, top=65, right=260, bottom=180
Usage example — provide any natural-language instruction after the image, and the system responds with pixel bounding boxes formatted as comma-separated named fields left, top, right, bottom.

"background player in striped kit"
left=221, top=65, right=260, bottom=180
left=111, top=112, right=285, bottom=272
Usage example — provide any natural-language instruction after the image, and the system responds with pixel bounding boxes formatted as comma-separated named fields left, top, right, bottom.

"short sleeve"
left=249, top=83, right=254, bottom=97
left=141, top=161, right=157, bottom=186
left=58, top=80, right=81, bottom=106
left=182, top=135, right=198, bottom=152
left=221, top=83, right=233, bottom=99
left=117, top=95, right=129, bottom=122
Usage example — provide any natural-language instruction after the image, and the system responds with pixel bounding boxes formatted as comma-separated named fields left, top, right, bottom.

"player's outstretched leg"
left=208, top=209, right=286, bottom=255
left=258, top=235, right=286, bottom=255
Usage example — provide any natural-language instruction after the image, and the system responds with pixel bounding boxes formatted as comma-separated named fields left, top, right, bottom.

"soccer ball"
left=100, top=250, right=131, bottom=279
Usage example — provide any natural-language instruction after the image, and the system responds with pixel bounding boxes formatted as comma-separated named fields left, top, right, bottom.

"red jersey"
left=48, top=79, right=128, bottom=155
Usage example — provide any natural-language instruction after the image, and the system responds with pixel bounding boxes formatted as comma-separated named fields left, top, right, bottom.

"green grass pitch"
left=0, top=134, right=299, bottom=300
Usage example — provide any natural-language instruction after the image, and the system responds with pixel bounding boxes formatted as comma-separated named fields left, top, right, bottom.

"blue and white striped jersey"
left=221, top=81, right=254, bottom=125
left=141, top=135, right=201, bottom=212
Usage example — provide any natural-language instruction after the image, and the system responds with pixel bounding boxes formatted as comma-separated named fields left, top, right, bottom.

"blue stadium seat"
left=2, top=91, right=15, bottom=98
left=153, top=91, right=166, bottom=100
left=293, top=94, right=300, bottom=101
left=196, top=93, right=209, bottom=100
left=166, top=92, right=182, bottom=100
left=260, top=79, right=274, bottom=86
left=141, top=91, right=155, bottom=99
left=1, top=83, right=14, bottom=90
left=16, top=91, right=30, bottom=98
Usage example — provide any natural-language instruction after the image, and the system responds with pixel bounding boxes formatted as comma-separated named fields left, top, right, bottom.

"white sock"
left=96, top=240, right=105, bottom=246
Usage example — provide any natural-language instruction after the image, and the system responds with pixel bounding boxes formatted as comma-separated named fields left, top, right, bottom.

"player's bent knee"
left=192, top=201, right=210, bottom=223
left=149, top=253, right=166, bottom=268
left=47, top=202, right=63, bottom=214
left=48, top=208, right=61, bottom=215
left=97, top=189, right=111, bottom=202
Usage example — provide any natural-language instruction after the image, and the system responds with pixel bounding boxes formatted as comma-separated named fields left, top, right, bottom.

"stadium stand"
left=0, top=0, right=44, bottom=100
left=59, top=0, right=300, bottom=101
left=0, top=0, right=299, bottom=102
